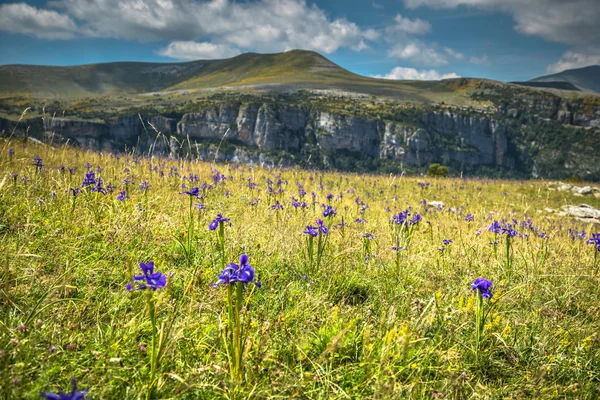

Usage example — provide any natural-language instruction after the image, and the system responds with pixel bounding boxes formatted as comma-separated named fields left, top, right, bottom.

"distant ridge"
left=529, top=65, right=600, bottom=94
left=510, top=81, right=581, bottom=91
left=0, top=50, right=515, bottom=103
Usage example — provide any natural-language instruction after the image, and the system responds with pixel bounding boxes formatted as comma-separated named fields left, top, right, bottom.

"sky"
left=0, top=0, right=599, bottom=82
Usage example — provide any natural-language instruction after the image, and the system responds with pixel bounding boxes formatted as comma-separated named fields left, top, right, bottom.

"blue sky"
left=1, top=0, right=599, bottom=82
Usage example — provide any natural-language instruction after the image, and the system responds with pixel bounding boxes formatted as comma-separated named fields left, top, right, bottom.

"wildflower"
left=316, top=219, right=328, bottom=234
left=363, top=233, right=375, bottom=240
left=488, top=220, right=501, bottom=234
left=442, top=239, right=453, bottom=245
left=322, top=204, right=336, bottom=217
left=502, top=227, right=518, bottom=237
left=40, top=378, right=88, bottom=400
left=140, top=181, right=150, bottom=191
left=116, top=191, right=128, bottom=201
left=303, top=225, right=318, bottom=237
left=82, top=171, right=96, bottom=187
left=8, top=148, right=14, bottom=156
left=209, top=214, right=231, bottom=230
left=270, top=200, right=284, bottom=210
left=471, top=277, right=493, bottom=299
left=465, top=213, right=474, bottom=222
left=126, top=261, right=167, bottom=291
left=587, top=233, right=600, bottom=251
left=211, top=254, right=260, bottom=287
left=33, top=156, right=43, bottom=170
left=180, top=187, right=200, bottom=197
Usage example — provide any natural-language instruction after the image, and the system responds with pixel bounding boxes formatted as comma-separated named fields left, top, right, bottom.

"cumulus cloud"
left=388, top=41, right=463, bottom=67
left=403, top=0, right=600, bottom=46
left=157, top=41, right=241, bottom=60
left=372, top=66, right=460, bottom=80
left=387, top=14, right=432, bottom=35
left=546, top=50, right=600, bottom=73
left=0, top=2, right=77, bottom=39
left=469, top=54, right=491, bottom=65
left=0, top=0, right=373, bottom=58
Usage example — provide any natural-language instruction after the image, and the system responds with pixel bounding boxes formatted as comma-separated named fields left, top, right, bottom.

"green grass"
left=1, top=139, right=599, bottom=398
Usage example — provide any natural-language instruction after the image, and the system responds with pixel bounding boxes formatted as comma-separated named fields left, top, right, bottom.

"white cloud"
left=388, top=41, right=463, bottom=67
left=157, top=41, right=241, bottom=60
left=387, top=14, right=432, bottom=35
left=469, top=54, right=491, bottom=65
left=31, top=0, right=375, bottom=56
left=403, top=0, right=600, bottom=46
left=0, top=2, right=77, bottom=39
left=546, top=50, right=600, bottom=73
left=372, top=66, right=460, bottom=80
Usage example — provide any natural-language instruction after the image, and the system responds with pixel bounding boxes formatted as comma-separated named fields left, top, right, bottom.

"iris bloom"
left=126, top=261, right=167, bottom=291
left=40, top=378, right=88, bottom=400
left=322, top=205, right=336, bottom=217
left=180, top=187, right=200, bottom=197
left=209, top=214, right=231, bottom=230
left=488, top=220, right=501, bottom=234
left=33, top=156, right=43, bottom=170
left=316, top=219, right=328, bottom=234
left=82, top=171, right=96, bottom=187
left=442, top=239, right=453, bottom=245
left=211, top=254, right=260, bottom=287
left=116, top=191, right=128, bottom=201
left=471, top=277, right=493, bottom=299
left=303, top=225, right=318, bottom=237
left=587, top=233, right=600, bottom=251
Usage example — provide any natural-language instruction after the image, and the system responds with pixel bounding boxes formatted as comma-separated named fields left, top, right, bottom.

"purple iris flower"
left=303, top=225, right=318, bottom=237
left=363, top=233, right=375, bottom=240
left=82, top=171, right=96, bottom=187
left=33, top=156, right=43, bottom=170
left=8, top=148, right=14, bottom=156
left=326, top=193, right=334, bottom=201
left=489, top=220, right=502, bottom=234
left=209, top=214, right=230, bottom=230
left=442, top=239, right=453, bottom=245
left=116, top=191, right=128, bottom=201
left=322, top=204, right=336, bottom=218
left=70, top=188, right=80, bottom=197
left=140, top=181, right=150, bottom=191
left=502, top=227, right=518, bottom=237
left=471, top=277, right=493, bottom=299
left=126, top=261, right=167, bottom=291
left=211, top=254, right=260, bottom=287
left=40, top=378, right=88, bottom=400
left=587, top=233, right=600, bottom=251
left=465, top=214, right=474, bottom=222
left=316, top=219, right=328, bottom=234
left=180, top=187, right=199, bottom=197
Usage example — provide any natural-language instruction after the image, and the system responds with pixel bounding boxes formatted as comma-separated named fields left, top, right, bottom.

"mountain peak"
left=529, top=65, right=600, bottom=93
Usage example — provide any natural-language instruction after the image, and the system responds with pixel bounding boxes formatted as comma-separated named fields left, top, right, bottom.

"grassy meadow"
left=0, top=139, right=599, bottom=399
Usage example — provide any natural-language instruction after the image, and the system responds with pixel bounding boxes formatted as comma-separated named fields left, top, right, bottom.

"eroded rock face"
left=39, top=104, right=513, bottom=168
left=313, top=111, right=381, bottom=157
left=19, top=99, right=600, bottom=178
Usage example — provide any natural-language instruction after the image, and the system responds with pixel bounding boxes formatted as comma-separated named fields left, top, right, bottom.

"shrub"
left=427, top=163, right=449, bottom=177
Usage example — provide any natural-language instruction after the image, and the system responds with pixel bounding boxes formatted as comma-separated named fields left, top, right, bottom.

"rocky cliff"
left=2, top=99, right=599, bottom=180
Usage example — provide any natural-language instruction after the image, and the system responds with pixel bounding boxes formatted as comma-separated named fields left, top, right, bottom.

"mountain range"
left=0, top=50, right=599, bottom=181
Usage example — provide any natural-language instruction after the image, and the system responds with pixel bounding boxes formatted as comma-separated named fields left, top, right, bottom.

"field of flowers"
left=1, top=139, right=599, bottom=399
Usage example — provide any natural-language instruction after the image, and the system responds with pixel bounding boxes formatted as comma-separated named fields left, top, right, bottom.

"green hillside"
left=0, top=50, right=476, bottom=104
left=529, top=65, right=600, bottom=94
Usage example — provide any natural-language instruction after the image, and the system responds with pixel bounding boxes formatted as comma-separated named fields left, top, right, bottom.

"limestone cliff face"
left=42, top=115, right=177, bottom=153
left=176, top=105, right=513, bottom=168
left=4, top=99, right=596, bottom=179
left=34, top=104, right=513, bottom=168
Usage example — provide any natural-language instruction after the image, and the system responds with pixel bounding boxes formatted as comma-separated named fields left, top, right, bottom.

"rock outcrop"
left=0, top=98, right=594, bottom=179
